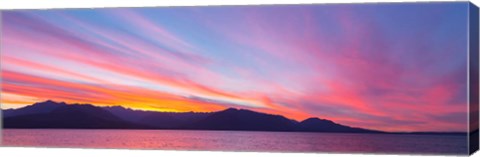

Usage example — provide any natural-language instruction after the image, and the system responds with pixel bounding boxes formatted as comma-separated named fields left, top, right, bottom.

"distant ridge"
left=2, top=100, right=463, bottom=135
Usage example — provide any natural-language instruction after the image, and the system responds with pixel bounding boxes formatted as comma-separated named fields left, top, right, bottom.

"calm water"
left=1, top=129, right=468, bottom=155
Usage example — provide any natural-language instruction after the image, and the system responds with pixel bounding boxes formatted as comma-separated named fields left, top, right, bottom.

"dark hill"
left=103, top=106, right=212, bottom=128
left=3, top=100, right=64, bottom=118
left=3, top=101, right=146, bottom=129
left=2, top=100, right=382, bottom=133
left=298, top=118, right=381, bottom=133
left=185, top=108, right=298, bottom=131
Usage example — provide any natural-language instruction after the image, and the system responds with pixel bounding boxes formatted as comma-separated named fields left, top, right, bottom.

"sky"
left=0, top=2, right=470, bottom=132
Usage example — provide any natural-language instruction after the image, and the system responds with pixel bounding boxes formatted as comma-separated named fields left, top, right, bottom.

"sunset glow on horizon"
left=1, top=3, right=470, bottom=132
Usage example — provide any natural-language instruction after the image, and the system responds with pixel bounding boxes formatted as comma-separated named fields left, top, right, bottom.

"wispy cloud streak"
left=1, top=3, right=469, bottom=131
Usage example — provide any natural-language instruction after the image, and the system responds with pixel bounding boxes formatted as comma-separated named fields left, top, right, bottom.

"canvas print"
left=1, top=2, right=479, bottom=155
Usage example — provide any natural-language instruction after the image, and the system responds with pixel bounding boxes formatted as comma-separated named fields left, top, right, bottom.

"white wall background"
left=0, top=0, right=478, bottom=157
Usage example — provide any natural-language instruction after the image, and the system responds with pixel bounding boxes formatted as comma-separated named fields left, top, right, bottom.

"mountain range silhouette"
left=2, top=100, right=466, bottom=135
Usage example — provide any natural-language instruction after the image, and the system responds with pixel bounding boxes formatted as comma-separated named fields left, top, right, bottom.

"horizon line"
left=2, top=99, right=471, bottom=134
